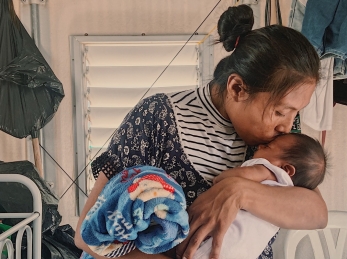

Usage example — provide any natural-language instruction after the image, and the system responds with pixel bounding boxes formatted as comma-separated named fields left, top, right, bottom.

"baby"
left=216, top=132, right=327, bottom=189
left=194, top=133, right=327, bottom=259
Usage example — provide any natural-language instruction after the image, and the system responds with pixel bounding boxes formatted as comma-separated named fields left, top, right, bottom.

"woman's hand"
left=75, top=173, right=109, bottom=258
left=176, top=177, right=244, bottom=259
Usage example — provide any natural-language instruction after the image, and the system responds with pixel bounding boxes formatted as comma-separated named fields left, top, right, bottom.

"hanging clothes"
left=289, top=0, right=347, bottom=80
left=288, top=0, right=306, bottom=32
left=301, top=57, right=334, bottom=131
left=301, top=0, right=347, bottom=80
left=288, top=0, right=347, bottom=131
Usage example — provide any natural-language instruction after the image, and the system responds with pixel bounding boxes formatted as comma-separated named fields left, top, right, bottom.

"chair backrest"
left=284, top=210, right=347, bottom=259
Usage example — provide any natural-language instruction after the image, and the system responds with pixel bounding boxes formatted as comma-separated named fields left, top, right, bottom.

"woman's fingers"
left=176, top=212, right=206, bottom=258
left=212, top=168, right=235, bottom=185
left=212, top=174, right=227, bottom=185
left=209, top=222, right=228, bottom=259
left=176, top=178, right=243, bottom=259
left=179, top=225, right=212, bottom=259
left=176, top=195, right=213, bottom=258
left=178, top=222, right=228, bottom=259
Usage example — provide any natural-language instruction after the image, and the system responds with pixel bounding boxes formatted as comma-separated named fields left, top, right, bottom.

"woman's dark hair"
left=212, top=5, right=320, bottom=105
left=280, top=133, right=327, bottom=190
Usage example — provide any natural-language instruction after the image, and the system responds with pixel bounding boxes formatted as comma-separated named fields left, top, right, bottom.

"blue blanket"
left=81, top=165, right=189, bottom=258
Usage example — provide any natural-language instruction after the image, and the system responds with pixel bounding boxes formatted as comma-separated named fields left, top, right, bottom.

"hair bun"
left=217, top=5, right=254, bottom=52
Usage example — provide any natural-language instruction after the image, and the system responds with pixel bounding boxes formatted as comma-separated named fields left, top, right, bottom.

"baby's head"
left=253, top=133, right=327, bottom=189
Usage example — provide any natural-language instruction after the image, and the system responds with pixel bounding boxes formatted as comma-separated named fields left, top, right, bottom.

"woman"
left=75, top=5, right=327, bottom=259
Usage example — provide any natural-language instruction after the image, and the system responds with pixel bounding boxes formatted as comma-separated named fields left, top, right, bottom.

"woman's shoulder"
left=135, top=87, right=198, bottom=111
left=124, top=93, right=176, bottom=125
left=135, top=92, right=171, bottom=109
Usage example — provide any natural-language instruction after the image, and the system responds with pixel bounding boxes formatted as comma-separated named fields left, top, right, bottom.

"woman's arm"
left=241, top=177, right=328, bottom=229
left=213, top=165, right=276, bottom=184
left=75, top=173, right=109, bottom=258
left=176, top=176, right=327, bottom=259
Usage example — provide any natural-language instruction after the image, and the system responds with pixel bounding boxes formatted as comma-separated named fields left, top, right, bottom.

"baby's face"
left=253, top=134, right=295, bottom=167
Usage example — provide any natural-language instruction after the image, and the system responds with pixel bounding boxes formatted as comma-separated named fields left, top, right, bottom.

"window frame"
left=70, top=35, right=214, bottom=214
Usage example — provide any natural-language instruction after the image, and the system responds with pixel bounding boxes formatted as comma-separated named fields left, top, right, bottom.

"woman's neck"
left=209, top=83, right=229, bottom=120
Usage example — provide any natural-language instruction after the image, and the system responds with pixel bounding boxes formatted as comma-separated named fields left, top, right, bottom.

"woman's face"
left=225, top=81, right=316, bottom=145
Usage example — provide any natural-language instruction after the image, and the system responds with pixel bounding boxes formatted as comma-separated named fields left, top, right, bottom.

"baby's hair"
left=280, top=133, right=327, bottom=189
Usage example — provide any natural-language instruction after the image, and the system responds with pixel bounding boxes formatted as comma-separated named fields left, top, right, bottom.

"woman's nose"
left=275, top=118, right=294, bottom=134
left=258, top=144, right=265, bottom=150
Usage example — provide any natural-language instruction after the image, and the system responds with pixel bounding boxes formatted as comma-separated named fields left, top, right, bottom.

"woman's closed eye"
left=275, top=111, right=285, bottom=117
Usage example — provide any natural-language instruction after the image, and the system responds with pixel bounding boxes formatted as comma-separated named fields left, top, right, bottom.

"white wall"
left=1, top=0, right=346, bottom=257
left=8, top=0, right=236, bottom=229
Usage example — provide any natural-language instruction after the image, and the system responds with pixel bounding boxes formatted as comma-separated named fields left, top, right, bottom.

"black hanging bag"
left=333, top=79, right=347, bottom=106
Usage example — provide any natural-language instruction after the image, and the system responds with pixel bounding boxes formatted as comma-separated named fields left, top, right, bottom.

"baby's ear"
left=282, top=164, right=296, bottom=177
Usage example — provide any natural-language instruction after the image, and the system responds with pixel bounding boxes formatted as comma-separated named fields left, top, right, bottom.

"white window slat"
left=87, top=65, right=198, bottom=88
left=89, top=147, right=108, bottom=161
left=89, top=127, right=116, bottom=148
left=87, top=44, right=198, bottom=66
left=88, top=85, right=195, bottom=108
left=89, top=107, right=132, bottom=128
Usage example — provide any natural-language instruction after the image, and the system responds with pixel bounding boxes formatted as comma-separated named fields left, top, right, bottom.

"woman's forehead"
left=274, top=82, right=316, bottom=110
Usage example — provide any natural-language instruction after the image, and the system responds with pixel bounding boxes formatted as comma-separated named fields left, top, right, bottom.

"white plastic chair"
left=284, top=211, right=347, bottom=259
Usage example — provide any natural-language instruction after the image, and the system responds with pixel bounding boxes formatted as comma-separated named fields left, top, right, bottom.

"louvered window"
left=70, top=35, right=213, bottom=211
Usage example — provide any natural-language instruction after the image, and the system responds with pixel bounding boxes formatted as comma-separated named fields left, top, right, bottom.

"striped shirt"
left=168, top=84, right=247, bottom=183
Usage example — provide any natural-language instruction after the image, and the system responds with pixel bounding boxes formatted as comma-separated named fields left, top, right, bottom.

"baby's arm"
left=213, top=164, right=277, bottom=185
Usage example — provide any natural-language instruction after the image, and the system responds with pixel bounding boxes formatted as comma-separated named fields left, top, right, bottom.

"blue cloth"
left=302, top=0, right=347, bottom=61
left=81, top=165, right=189, bottom=257
left=289, top=0, right=347, bottom=79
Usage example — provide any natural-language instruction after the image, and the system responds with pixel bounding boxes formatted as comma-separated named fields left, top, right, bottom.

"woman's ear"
left=282, top=164, right=296, bottom=177
left=226, top=74, right=249, bottom=102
